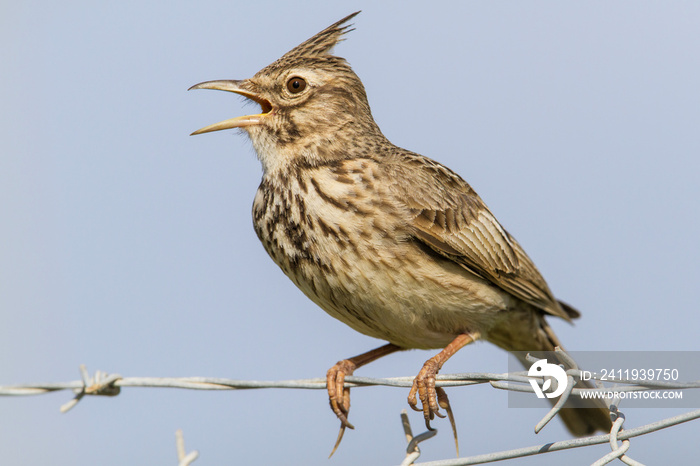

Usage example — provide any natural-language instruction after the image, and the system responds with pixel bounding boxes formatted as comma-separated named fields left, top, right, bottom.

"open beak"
left=188, top=80, right=272, bottom=135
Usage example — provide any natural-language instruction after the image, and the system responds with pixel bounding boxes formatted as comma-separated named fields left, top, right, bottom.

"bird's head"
left=190, top=11, right=382, bottom=171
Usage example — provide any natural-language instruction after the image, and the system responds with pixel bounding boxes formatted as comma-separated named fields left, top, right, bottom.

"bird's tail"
left=490, top=311, right=612, bottom=436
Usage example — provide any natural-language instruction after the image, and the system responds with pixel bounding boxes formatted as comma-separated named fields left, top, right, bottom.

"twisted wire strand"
left=2, top=362, right=699, bottom=465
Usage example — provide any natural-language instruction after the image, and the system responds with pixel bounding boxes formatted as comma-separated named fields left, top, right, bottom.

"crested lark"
left=190, top=11, right=612, bottom=452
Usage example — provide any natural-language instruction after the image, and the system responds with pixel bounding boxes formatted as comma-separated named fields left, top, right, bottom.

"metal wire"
left=2, top=356, right=699, bottom=465
left=406, top=408, right=700, bottom=466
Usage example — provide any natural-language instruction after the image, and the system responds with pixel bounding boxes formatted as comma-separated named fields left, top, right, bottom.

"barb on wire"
left=400, top=410, right=437, bottom=466
left=175, top=429, right=199, bottom=466
left=532, top=348, right=580, bottom=434
left=60, top=364, right=121, bottom=413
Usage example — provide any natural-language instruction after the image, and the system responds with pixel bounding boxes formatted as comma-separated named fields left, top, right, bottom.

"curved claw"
left=407, top=383, right=423, bottom=412
left=328, top=423, right=346, bottom=458
left=437, top=387, right=459, bottom=456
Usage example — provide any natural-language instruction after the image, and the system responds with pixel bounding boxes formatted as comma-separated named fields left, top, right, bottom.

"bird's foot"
left=324, top=343, right=401, bottom=456
left=408, top=357, right=460, bottom=455
left=327, top=358, right=356, bottom=429
left=327, top=359, right=356, bottom=457
left=407, top=356, right=445, bottom=428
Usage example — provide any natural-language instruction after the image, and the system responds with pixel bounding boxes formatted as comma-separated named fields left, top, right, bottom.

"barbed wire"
left=2, top=350, right=699, bottom=465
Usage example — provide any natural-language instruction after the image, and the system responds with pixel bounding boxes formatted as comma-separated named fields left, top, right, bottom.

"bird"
left=189, top=11, right=612, bottom=454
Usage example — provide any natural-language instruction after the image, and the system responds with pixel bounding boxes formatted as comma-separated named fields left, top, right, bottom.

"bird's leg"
left=327, top=342, right=401, bottom=456
left=408, top=332, right=480, bottom=432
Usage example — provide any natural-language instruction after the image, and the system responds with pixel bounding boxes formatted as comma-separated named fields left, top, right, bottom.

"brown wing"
left=383, top=152, right=572, bottom=321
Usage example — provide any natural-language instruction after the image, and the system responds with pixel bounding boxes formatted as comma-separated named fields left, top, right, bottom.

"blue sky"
left=2, top=2, right=699, bottom=464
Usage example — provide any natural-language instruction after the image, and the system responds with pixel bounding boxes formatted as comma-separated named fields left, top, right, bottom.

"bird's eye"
left=286, top=77, right=307, bottom=94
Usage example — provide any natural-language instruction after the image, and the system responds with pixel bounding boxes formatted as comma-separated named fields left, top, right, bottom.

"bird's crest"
left=279, top=11, right=359, bottom=61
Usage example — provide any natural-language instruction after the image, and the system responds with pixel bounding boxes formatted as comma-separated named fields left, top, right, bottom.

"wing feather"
left=382, top=153, right=572, bottom=321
